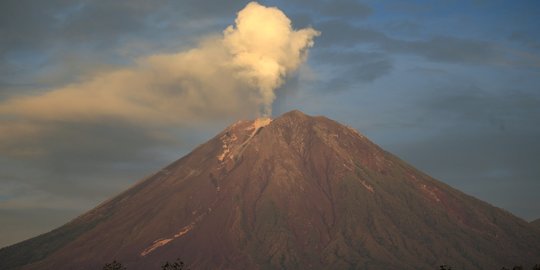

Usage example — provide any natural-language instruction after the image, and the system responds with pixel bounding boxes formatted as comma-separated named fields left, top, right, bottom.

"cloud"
left=1, top=40, right=255, bottom=125
left=312, top=50, right=393, bottom=91
left=0, top=0, right=254, bottom=102
left=223, top=2, right=319, bottom=115
left=0, top=0, right=248, bottom=53
left=509, top=32, right=540, bottom=50
left=389, top=36, right=501, bottom=65
left=282, top=0, right=371, bottom=21
left=0, top=2, right=319, bottom=157
left=314, top=20, right=536, bottom=67
left=321, top=0, right=372, bottom=19
left=316, top=20, right=387, bottom=48
left=314, top=50, right=391, bottom=67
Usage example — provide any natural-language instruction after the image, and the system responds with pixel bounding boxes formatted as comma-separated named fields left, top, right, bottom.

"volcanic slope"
left=1, top=110, right=539, bottom=270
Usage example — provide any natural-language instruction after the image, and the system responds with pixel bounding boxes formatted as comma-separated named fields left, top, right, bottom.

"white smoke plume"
left=224, top=2, right=320, bottom=116
left=0, top=2, right=319, bottom=156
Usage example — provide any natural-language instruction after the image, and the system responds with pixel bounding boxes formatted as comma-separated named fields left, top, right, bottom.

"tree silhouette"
left=161, top=258, right=188, bottom=270
left=533, top=264, right=540, bottom=270
left=102, top=260, right=126, bottom=270
left=440, top=265, right=453, bottom=270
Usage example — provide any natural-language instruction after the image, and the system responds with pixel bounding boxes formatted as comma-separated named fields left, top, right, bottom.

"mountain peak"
left=277, top=109, right=310, bottom=120
left=2, top=111, right=540, bottom=270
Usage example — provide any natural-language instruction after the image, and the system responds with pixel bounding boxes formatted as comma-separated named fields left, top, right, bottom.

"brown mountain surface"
left=532, top=219, right=540, bottom=228
left=1, top=110, right=539, bottom=270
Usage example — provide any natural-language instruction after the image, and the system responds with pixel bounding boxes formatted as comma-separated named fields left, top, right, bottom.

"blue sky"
left=0, top=0, right=539, bottom=247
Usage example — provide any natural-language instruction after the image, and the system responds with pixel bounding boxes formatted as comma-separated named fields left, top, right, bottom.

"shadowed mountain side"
left=1, top=110, right=539, bottom=270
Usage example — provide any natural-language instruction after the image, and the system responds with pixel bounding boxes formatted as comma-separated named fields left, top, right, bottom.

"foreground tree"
left=102, top=260, right=126, bottom=270
left=161, top=258, right=188, bottom=270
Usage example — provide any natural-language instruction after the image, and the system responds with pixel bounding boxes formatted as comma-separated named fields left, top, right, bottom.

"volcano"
left=533, top=219, right=540, bottom=229
left=1, top=110, right=539, bottom=269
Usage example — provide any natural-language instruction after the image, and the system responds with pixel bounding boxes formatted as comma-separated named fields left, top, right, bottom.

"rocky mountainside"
left=1, top=110, right=539, bottom=270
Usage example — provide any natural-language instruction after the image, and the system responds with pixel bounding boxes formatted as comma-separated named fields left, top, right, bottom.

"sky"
left=0, top=0, right=539, bottom=248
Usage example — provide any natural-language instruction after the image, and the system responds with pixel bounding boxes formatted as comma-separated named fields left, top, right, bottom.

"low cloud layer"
left=0, top=1, right=318, bottom=157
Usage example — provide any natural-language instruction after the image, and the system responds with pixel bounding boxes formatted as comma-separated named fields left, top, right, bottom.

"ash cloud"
left=223, top=2, right=319, bottom=116
left=0, top=2, right=319, bottom=157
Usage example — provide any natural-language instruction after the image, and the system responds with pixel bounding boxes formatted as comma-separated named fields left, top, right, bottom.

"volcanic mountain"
left=532, top=219, right=540, bottom=229
left=1, top=110, right=539, bottom=270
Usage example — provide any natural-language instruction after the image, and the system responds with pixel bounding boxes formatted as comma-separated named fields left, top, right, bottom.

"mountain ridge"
left=1, top=110, right=539, bottom=270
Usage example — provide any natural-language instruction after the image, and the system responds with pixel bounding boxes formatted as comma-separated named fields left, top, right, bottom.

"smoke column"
left=224, top=2, right=320, bottom=116
left=0, top=2, right=319, bottom=154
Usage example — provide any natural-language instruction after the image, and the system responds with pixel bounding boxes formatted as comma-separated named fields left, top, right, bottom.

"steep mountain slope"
left=1, top=110, right=539, bottom=270
left=532, top=219, right=540, bottom=229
